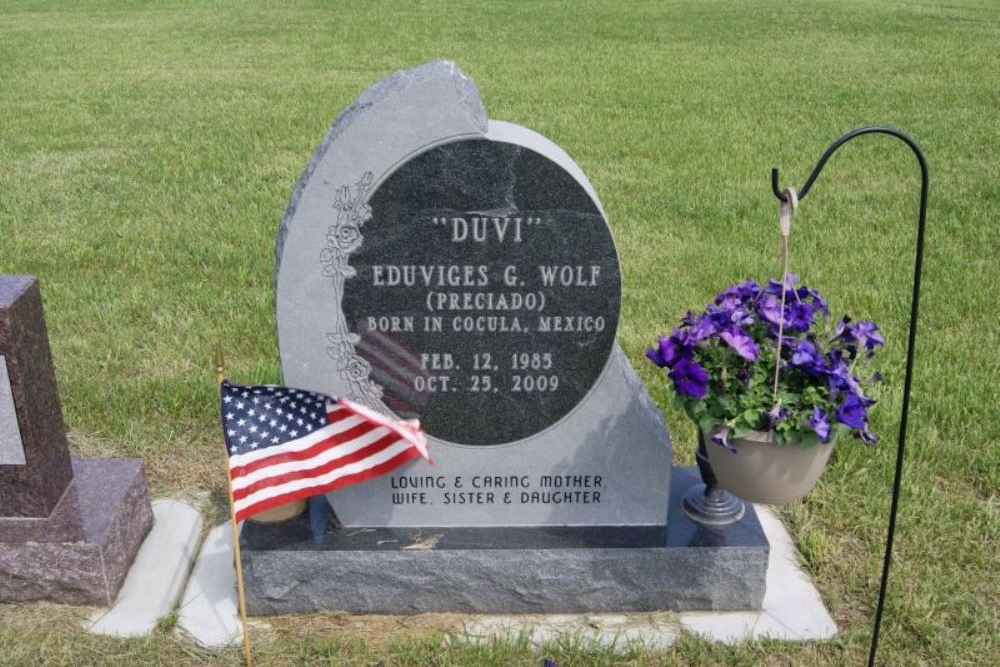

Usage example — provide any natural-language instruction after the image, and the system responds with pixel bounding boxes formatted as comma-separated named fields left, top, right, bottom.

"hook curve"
left=770, top=126, right=928, bottom=204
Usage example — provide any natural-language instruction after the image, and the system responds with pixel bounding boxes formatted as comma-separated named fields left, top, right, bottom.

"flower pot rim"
left=703, top=425, right=837, bottom=448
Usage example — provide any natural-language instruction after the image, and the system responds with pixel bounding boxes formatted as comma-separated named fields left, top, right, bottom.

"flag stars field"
left=220, top=381, right=430, bottom=521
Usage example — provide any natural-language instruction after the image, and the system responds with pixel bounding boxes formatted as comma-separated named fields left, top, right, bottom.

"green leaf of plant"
left=698, top=414, right=719, bottom=436
left=731, top=424, right=753, bottom=439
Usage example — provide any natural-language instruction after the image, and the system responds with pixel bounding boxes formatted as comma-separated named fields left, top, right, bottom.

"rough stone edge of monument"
left=0, top=458, right=152, bottom=605
left=93, top=459, right=156, bottom=602
left=274, top=59, right=488, bottom=277
left=241, top=542, right=766, bottom=617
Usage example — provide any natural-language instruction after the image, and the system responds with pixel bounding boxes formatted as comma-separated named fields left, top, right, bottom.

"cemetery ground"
left=0, top=0, right=996, bottom=665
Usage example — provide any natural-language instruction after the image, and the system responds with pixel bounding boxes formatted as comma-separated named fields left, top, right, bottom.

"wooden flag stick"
left=215, top=347, right=253, bottom=667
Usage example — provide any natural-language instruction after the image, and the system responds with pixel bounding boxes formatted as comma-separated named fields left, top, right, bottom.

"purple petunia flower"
left=834, top=316, right=852, bottom=340
left=678, top=311, right=719, bottom=344
left=711, top=426, right=737, bottom=452
left=668, top=357, right=710, bottom=398
left=825, top=349, right=864, bottom=397
left=720, top=328, right=759, bottom=362
left=759, top=294, right=784, bottom=327
left=706, top=305, right=731, bottom=330
left=835, top=318, right=885, bottom=360
left=688, top=315, right=718, bottom=342
left=646, top=330, right=692, bottom=368
left=854, top=321, right=885, bottom=357
left=806, top=406, right=831, bottom=442
left=786, top=301, right=815, bottom=332
left=791, top=340, right=825, bottom=376
left=715, top=280, right=761, bottom=309
left=797, top=285, right=829, bottom=316
left=709, top=303, right=754, bottom=329
left=835, top=393, right=868, bottom=429
left=645, top=337, right=670, bottom=367
left=766, top=274, right=799, bottom=296
left=650, top=276, right=881, bottom=448
left=730, top=307, right=755, bottom=327
left=791, top=340, right=815, bottom=363
left=767, top=404, right=789, bottom=426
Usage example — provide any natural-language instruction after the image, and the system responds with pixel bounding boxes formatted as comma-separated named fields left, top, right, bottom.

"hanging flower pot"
left=647, top=274, right=884, bottom=505
left=703, top=427, right=835, bottom=504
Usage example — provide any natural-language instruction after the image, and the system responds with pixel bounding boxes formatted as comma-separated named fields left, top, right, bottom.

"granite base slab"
left=0, top=458, right=153, bottom=605
left=240, top=467, right=768, bottom=615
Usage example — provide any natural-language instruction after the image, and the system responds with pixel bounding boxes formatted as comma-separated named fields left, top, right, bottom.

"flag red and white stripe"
left=220, top=382, right=430, bottom=522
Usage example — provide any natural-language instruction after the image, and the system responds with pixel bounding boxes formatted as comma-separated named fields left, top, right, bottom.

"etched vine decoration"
left=321, top=171, right=384, bottom=408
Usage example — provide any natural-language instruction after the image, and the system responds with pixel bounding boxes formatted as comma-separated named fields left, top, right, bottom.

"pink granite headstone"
left=0, top=276, right=154, bottom=605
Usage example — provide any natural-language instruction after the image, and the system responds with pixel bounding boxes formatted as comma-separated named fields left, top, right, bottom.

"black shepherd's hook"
left=771, top=126, right=929, bottom=667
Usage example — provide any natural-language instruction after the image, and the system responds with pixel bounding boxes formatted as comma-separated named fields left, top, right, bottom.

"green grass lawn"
left=1, top=0, right=997, bottom=664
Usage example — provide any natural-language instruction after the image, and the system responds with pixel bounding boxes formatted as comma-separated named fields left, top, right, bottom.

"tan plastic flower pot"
left=246, top=498, right=307, bottom=523
left=704, top=428, right=835, bottom=504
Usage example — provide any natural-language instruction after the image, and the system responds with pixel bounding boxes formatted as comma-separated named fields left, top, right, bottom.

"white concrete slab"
left=86, top=499, right=203, bottom=637
left=461, top=613, right=679, bottom=650
left=679, top=505, right=838, bottom=642
left=177, top=521, right=243, bottom=647
left=458, top=507, right=835, bottom=650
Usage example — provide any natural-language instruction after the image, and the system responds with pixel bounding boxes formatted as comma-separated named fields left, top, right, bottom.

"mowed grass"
left=0, top=0, right=997, bottom=665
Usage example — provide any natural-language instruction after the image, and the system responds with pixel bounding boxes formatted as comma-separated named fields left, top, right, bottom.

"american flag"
left=220, top=381, right=430, bottom=522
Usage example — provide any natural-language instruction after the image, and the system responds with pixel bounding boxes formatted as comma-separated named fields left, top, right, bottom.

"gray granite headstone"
left=275, top=61, right=672, bottom=528
left=250, top=62, right=768, bottom=616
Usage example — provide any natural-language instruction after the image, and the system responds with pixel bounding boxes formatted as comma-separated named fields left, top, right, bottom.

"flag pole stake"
left=215, top=346, right=254, bottom=667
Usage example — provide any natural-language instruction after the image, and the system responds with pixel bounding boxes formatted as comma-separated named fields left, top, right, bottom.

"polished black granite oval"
left=340, top=139, right=621, bottom=446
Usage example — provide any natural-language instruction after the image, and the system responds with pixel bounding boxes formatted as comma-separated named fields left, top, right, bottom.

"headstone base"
left=240, top=467, right=768, bottom=615
left=0, top=458, right=153, bottom=605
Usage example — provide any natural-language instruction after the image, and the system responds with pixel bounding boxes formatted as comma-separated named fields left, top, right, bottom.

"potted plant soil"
left=647, top=275, right=883, bottom=504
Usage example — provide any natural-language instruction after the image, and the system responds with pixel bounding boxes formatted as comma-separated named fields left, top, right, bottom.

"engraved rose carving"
left=322, top=172, right=383, bottom=409
left=327, top=221, right=362, bottom=254
left=341, top=355, right=372, bottom=383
